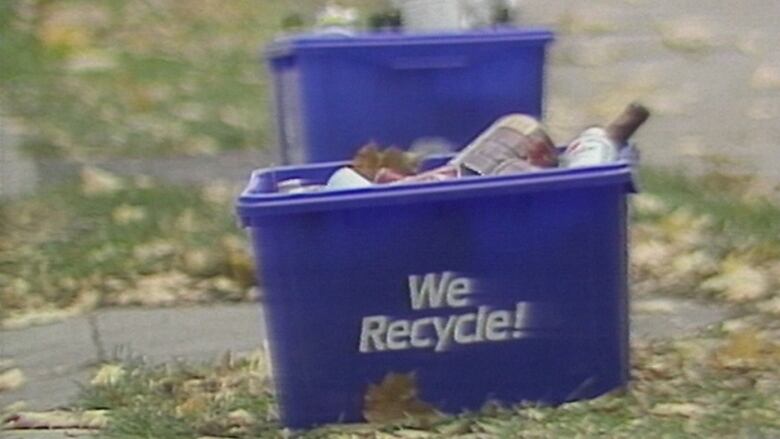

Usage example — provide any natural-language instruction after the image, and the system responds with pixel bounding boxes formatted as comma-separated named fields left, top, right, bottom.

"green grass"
left=78, top=354, right=279, bottom=438
left=639, top=168, right=780, bottom=244
left=0, top=177, right=254, bottom=321
left=0, top=0, right=388, bottom=159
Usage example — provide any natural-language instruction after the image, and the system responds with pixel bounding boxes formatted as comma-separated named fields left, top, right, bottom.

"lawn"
left=0, top=0, right=381, bottom=159
left=0, top=171, right=254, bottom=327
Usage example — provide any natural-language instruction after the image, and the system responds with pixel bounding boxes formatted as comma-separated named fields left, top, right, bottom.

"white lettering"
left=446, top=277, right=473, bottom=307
left=359, top=281, right=540, bottom=353
left=475, top=305, right=489, bottom=341
left=387, top=320, right=411, bottom=350
left=410, top=318, right=434, bottom=348
left=359, top=316, right=388, bottom=353
left=454, top=313, right=477, bottom=344
left=486, top=310, right=512, bottom=341
left=515, top=302, right=530, bottom=328
left=409, top=272, right=452, bottom=310
left=432, top=316, right=458, bottom=352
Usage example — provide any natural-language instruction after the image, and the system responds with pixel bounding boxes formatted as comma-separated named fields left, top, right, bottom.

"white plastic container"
left=397, top=0, right=497, bottom=31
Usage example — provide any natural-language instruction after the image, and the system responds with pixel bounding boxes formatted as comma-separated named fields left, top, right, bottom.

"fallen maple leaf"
left=363, top=372, right=438, bottom=423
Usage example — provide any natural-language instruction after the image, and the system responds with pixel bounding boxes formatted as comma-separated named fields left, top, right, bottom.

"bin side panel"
left=251, top=184, right=628, bottom=428
left=289, top=41, right=547, bottom=163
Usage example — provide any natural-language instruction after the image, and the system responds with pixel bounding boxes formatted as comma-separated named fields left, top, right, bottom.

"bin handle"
left=389, top=55, right=469, bottom=70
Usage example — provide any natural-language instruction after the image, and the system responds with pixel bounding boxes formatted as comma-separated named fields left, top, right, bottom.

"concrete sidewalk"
left=1, top=298, right=729, bottom=413
left=0, top=304, right=265, bottom=411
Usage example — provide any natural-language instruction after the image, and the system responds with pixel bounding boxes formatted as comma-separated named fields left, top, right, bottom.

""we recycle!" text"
left=359, top=271, right=534, bottom=353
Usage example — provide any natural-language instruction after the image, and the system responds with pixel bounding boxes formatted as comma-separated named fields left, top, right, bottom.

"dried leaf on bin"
left=352, top=143, right=383, bottom=180
left=381, top=147, right=419, bottom=176
left=352, top=143, right=420, bottom=181
left=363, top=372, right=438, bottom=423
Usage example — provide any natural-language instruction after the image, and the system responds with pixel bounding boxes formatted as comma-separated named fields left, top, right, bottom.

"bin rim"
left=264, top=27, right=554, bottom=59
left=236, top=156, right=637, bottom=225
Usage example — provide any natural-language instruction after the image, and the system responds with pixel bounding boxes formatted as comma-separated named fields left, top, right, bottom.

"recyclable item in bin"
left=492, top=157, right=538, bottom=175
left=561, top=102, right=650, bottom=168
left=449, top=114, right=558, bottom=176
left=409, top=137, right=458, bottom=157
left=315, top=3, right=359, bottom=30
left=325, top=167, right=373, bottom=190
left=396, top=164, right=461, bottom=184
left=277, top=178, right=323, bottom=194
left=374, top=164, right=460, bottom=184
left=352, top=143, right=421, bottom=181
left=373, top=167, right=406, bottom=184
left=367, top=8, right=403, bottom=31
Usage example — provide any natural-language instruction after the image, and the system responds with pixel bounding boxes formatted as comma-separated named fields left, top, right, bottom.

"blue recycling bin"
left=265, top=28, right=554, bottom=164
left=236, top=155, right=635, bottom=429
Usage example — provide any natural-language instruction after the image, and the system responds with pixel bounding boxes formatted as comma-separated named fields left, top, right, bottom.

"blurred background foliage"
left=0, top=0, right=383, bottom=159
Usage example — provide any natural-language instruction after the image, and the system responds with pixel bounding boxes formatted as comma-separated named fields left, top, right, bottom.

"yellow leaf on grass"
left=221, top=236, right=256, bottom=288
left=650, top=402, right=706, bottom=418
left=37, top=25, right=92, bottom=52
left=227, top=409, right=255, bottom=427
left=80, top=167, right=123, bottom=196
left=713, top=329, right=780, bottom=370
left=632, top=194, right=669, bottom=216
left=176, top=394, right=210, bottom=418
left=363, top=372, right=438, bottom=423
left=112, top=204, right=147, bottom=225
left=701, top=258, right=770, bottom=303
left=758, top=297, right=780, bottom=316
left=90, top=364, right=125, bottom=386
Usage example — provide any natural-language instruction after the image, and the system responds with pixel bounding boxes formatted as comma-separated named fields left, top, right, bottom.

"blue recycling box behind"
left=266, top=29, right=554, bottom=164
left=237, top=157, right=635, bottom=429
